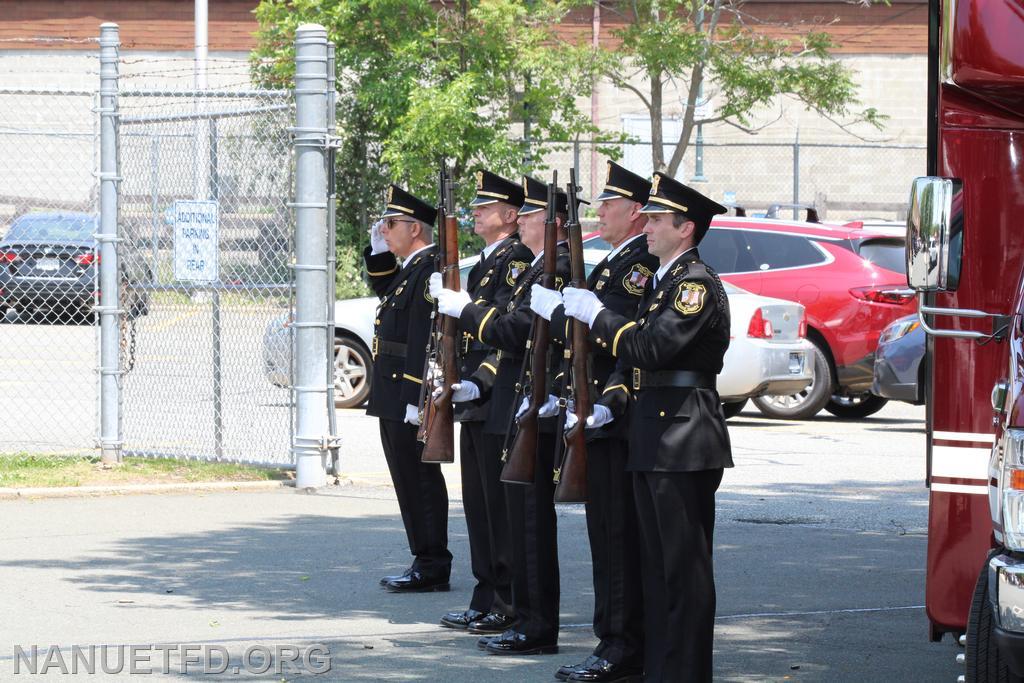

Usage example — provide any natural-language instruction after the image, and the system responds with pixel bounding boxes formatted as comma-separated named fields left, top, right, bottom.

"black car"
left=0, top=212, right=150, bottom=322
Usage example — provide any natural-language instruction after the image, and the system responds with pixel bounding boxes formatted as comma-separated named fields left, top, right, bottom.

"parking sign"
left=173, top=200, right=219, bottom=283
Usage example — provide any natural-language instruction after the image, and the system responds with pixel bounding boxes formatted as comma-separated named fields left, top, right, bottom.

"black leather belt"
left=373, top=338, right=407, bottom=357
left=632, top=369, right=716, bottom=391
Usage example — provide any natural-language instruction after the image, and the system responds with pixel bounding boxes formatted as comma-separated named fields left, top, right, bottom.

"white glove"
left=437, top=287, right=471, bottom=318
left=438, top=381, right=480, bottom=403
left=563, top=404, right=613, bottom=431
left=563, top=287, right=605, bottom=327
left=516, top=394, right=559, bottom=420
left=370, top=219, right=389, bottom=255
left=403, top=403, right=421, bottom=426
left=529, top=284, right=563, bottom=321
left=428, top=272, right=444, bottom=299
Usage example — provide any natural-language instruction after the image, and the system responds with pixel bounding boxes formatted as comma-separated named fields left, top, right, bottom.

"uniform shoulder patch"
left=622, top=264, right=653, bottom=296
left=507, top=260, right=530, bottom=286
left=673, top=281, right=706, bottom=316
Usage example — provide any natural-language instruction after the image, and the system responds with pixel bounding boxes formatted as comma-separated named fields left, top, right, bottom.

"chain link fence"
left=531, top=139, right=927, bottom=222
left=0, top=40, right=101, bottom=454
left=1, top=26, right=338, bottom=471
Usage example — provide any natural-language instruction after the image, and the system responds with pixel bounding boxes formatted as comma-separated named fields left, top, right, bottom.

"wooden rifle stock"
left=416, top=168, right=446, bottom=444
left=554, top=168, right=589, bottom=503
left=501, top=172, right=559, bottom=484
left=422, top=169, right=458, bottom=463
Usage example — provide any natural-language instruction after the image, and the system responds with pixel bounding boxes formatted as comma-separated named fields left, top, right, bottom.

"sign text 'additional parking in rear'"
left=173, top=200, right=219, bottom=283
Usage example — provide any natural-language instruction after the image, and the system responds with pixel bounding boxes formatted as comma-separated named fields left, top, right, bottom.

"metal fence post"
left=292, top=25, right=331, bottom=489
left=792, top=129, right=801, bottom=220
left=325, top=43, right=341, bottom=477
left=98, top=23, right=122, bottom=464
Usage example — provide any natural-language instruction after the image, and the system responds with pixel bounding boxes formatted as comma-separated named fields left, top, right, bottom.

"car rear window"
left=742, top=230, right=827, bottom=270
left=856, top=238, right=906, bottom=275
left=5, top=215, right=96, bottom=243
left=699, top=228, right=757, bottom=274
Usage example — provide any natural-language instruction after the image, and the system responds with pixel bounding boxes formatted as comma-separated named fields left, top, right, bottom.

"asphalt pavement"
left=0, top=401, right=962, bottom=680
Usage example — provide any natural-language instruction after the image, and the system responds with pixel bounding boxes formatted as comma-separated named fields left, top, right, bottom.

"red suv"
left=698, top=217, right=915, bottom=419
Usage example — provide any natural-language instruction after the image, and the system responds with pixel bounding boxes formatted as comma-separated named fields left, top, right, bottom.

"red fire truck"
left=905, top=1, right=1024, bottom=680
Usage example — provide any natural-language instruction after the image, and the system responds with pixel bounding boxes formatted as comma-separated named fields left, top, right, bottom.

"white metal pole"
left=195, top=0, right=208, bottom=89
left=98, top=23, right=122, bottom=464
left=292, top=24, right=330, bottom=489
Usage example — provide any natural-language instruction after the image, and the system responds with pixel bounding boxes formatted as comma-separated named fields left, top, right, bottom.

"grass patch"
left=0, top=453, right=291, bottom=489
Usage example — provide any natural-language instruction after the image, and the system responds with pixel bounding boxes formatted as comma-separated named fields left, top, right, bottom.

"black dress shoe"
left=467, top=611, right=517, bottom=634
left=440, top=608, right=486, bottom=630
left=383, top=571, right=450, bottom=593
left=567, top=659, right=643, bottom=682
left=476, top=635, right=497, bottom=650
left=555, top=655, right=600, bottom=681
left=485, top=630, right=558, bottom=656
left=378, top=568, right=412, bottom=586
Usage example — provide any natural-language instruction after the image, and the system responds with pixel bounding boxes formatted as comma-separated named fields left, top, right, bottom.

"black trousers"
left=586, top=438, right=644, bottom=665
left=505, top=431, right=559, bottom=642
left=633, top=468, right=723, bottom=683
left=459, top=421, right=513, bottom=615
left=378, top=419, right=452, bottom=579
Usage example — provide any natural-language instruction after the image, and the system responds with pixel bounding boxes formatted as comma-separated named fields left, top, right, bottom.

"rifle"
left=420, top=165, right=459, bottom=463
left=553, top=168, right=589, bottom=503
left=416, top=168, right=445, bottom=444
left=501, top=171, right=558, bottom=484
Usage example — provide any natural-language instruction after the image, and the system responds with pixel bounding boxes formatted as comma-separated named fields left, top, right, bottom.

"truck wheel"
left=752, top=339, right=832, bottom=420
left=966, top=556, right=1022, bottom=682
left=721, top=399, right=748, bottom=419
left=823, top=393, right=888, bottom=419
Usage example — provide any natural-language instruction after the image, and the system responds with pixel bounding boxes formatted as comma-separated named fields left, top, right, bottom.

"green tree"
left=252, top=0, right=618, bottom=255
left=582, top=0, right=888, bottom=176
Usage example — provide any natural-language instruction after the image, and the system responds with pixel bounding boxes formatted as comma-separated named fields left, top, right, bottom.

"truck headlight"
left=1002, top=429, right=1024, bottom=551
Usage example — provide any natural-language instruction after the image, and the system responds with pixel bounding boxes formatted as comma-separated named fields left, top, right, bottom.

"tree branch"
left=609, top=75, right=653, bottom=112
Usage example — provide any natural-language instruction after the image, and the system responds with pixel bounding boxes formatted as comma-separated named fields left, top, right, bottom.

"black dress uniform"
left=448, top=171, right=532, bottom=628
left=457, top=176, right=572, bottom=652
left=589, top=174, right=733, bottom=682
left=365, top=185, right=451, bottom=590
left=549, top=162, right=658, bottom=680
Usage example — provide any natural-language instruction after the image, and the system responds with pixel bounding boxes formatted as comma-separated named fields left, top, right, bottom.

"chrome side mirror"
left=906, top=177, right=964, bottom=292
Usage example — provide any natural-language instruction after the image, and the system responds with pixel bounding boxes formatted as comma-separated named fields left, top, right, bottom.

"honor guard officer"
left=365, top=184, right=452, bottom=593
left=562, top=172, right=733, bottom=682
left=431, top=175, right=573, bottom=655
left=529, top=161, right=658, bottom=682
left=435, top=171, right=532, bottom=634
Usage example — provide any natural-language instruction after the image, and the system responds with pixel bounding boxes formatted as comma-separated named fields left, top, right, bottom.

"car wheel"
left=334, top=334, right=371, bottom=409
left=966, top=551, right=1024, bottom=682
left=752, top=339, right=833, bottom=420
left=721, top=399, right=748, bottom=419
left=823, top=393, right=888, bottom=419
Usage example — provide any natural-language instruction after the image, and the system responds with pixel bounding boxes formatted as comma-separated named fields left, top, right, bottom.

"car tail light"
left=849, top=286, right=915, bottom=305
left=798, top=311, right=807, bottom=338
left=74, top=252, right=99, bottom=266
left=747, top=308, right=774, bottom=339
left=1, top=251, right=19, bottom=263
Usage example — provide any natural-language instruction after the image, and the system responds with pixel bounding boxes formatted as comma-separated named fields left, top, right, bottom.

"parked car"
left=871, top=314, right=925, bottom=405
left=263, top=234, right=813, bottom=410
left=0, top=212, right=150, bottom=322
left=702, top=216, right=915, bottom=419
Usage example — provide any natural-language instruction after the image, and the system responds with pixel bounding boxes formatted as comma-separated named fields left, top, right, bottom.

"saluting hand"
left=529, top=284, right=563, bottom=321
left=563, top=287, right=605, bottom=327
left=369, top=219, right=389, bottom=255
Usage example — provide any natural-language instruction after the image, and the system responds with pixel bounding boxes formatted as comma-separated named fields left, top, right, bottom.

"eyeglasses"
left=383, top=218, right=417, bottom=230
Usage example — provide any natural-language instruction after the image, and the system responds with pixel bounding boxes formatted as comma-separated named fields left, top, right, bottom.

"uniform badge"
left=651, top=174, right=661, bottom=196
left=476, top=170, right=484, bottom=189
left=480, top=276, right=490, bottom=287
left=424, top=279, right=434, bottom=303
left=396, top=286, right=404, bottom=295
left=673, top=282, right=706, bottom=315
left=554, top=276, right=564, bottom=291
left=595, top=281, right=606, bottom=291
left=386, top=185, right=393, bottom=203
left=605, top=161, right=613, bottom=184
left=622, top=264, right=653, bottom=296
left=507, top=260, right=529, bottom=286
left=671, top=263, right=686, bottom=277
left=601, top=268, right=611, bottom=278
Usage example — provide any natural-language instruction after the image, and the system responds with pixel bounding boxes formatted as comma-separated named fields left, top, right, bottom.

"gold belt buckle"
left=372, top=336, right=379, bottom=358
left=633, top=368, right=641, bottom=391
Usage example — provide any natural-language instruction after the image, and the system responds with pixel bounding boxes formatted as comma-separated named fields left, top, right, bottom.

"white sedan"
left=263, top=240, right=813, bottom=416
